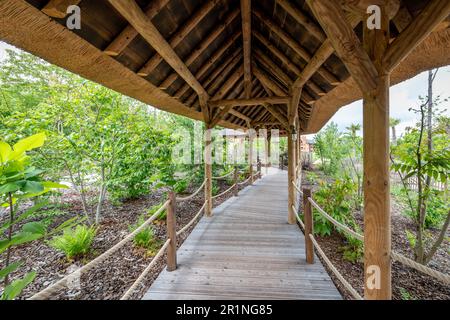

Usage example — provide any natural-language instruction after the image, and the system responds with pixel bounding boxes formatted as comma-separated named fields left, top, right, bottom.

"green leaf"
left=2, top=271, right=36, bottom=300
left=0, top=262, right=22, bottom=281
left=0, top=141, right=12, bottom=163
left=22, top=181, right=44, bottom=194
left=0, top=233, right=43, bottom=255
left=10, top=133, right=46, bottom=160
left=42, top=181, right=69, bottom=189
left=0, top=201, right=48, bottom=234
left=0, top=182, right=22, bottom=194
left=22, top=222, right=47, bottom=236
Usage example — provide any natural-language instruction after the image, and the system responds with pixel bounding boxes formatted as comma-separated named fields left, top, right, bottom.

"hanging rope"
left=309, top=234, right=363, bottom=300
left=212, top=184, right=236, bottom=200
left=391, top=251, right=450, bottom=285
left=212, top=171, right=234, bottom=180
left=28, top=200, right=170, bottom=300
left=308, top=197, right=364, bottom=241
left=176, top=201, right=207, bottom=236
left=120, top=238, right=171, bottom=300
left=176, top=179, right=206, bottom=202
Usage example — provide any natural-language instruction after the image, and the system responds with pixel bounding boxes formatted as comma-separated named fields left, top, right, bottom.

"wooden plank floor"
left=143, top=169, right=341, bottom=300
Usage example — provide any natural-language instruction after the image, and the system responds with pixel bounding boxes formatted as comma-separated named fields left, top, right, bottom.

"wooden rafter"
left=104, top=0, right=170, bottom=56
left=383, top=0, right=450, bottom=72
left=42, top=0, right=81, bottom=18
left=187, top=52, right=242, bottom=106
left=392, top=6, right=412, bottom=32
left=135, top=0, right=219, bottom=76
left=254, top=8, right=340, bottom=86
left=276, top=0, right=326, bottom=42
left=108, top=0, right=208, bottom=100
left=253, top=31, right=326, bottom=96
left=241, top=0, right=252, bottom=98
left=157, top=8, right=240, bottom=89
left=210, top=96, right=289, bottom=108
left=175, top=31, right=241, bottom=98
left=253, top=64, right=287, bottom=96
left=289, top=14, right=361, bottom=120
left=306, top=0, right=378, bottom=94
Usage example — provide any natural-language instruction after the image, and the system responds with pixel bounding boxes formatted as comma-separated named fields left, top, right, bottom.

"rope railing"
left=176, top=201, right=207, bottom=236
left=212, top=184, right=236, bottom=200
left=309, top=234, right=363, bottom=300
left=292, top=180, right=303, bottom=196
left=238, top=175, right=252, bottom=186
left=296, top=185, right=450, bottom=294
left=176, top=179, right=206, bottom=202
left=308, top=197, right=364, bottom=242
left=212, top=171, right=234, bottom=180
left=28, top=200, right=170, bottom=300
left=391, top=251, right=450, bottom=285
left=120, top=238, right=171, bottom=300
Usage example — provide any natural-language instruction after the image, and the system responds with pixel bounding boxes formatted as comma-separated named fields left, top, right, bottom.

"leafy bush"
left=147, top=203, right=166, bottom=221
left=340, top=236, right=364, bottom=263
left=49, top=224, right=97, bottom=260
left=128, top=215, right=160, bottom=254
left=212, top=180, right=220, bottom=196
left=312, top=177, right=356, bottom=236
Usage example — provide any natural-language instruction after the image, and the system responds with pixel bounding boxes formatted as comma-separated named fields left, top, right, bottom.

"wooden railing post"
left=233, top=166, right=239, bottom=197
left=166, top=191, right=177, bottom=271
left=303, top=187, right=314, bottom=264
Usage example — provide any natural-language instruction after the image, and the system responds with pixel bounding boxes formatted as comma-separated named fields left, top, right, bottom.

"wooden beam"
left=306, top=0, right=378, bottom=94
left=383, top=0, right=450, bottom=72
left=156, top=8, right=240, bottom=87
left=339, top=0, right=400, bottom=19
left=254, top=31, right=327, bottom=95
left=253, top=64, right=287, bottom=96
left=254, top=48, right=292, bottom=87
left=108, top=0, right=208, bottom=99
left=212, top=68, right=244, bottom=101
left=392, top=6, right=412, bottom=32
left=276, top=0, right=326, bottom=42
left=134, top=0, right=219, bottom=75
left=175, top=31, right=241, bottom=98
left=290, top=14, right=361, bottom=117
left=41, top=0, right=81, bottom=18
left=210, top=96, right=289, bottom=107
left=254, top=8, right=340, bottom=86
left=262, top=104, right=289, bottom=130
left=104, top=0, right=170, bottom=56
left=186, top=52, right=242, bottom=106
left=241, top=0, right=252, bottom=98
left=362, top=4, right=391, bottom=300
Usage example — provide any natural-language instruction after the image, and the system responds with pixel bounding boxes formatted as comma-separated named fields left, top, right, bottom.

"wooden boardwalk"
left=144, top=169, right=341, bottom=300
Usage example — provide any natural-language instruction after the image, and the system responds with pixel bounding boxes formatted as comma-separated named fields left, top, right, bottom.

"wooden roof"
left=1, top=0, right=449, bottom=134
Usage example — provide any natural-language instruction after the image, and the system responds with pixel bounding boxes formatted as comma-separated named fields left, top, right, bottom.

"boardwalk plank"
left=143, top=169, right=341, bottom=300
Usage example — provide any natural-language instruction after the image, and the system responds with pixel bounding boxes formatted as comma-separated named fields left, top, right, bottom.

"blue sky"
left=1, top=41, right=449, bottom=139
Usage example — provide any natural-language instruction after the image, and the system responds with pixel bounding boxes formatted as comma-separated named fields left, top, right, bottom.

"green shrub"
left=49, top=224, right=97, bottom=260
left=147, top=203, right=166, bottom=221
left=128, top=215, right=160, bottom=254
left=173, top=179, right=189, bottom=193
left=340, top=236, right=363, bottom=263
left=212, top=181, right=220, bottom=196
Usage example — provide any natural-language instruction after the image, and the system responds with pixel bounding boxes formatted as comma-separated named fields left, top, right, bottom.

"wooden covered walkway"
left=144, top=169, right=341, bottom=300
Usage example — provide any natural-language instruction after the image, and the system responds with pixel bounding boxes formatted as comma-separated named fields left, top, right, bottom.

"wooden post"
left=265, top=131, right=269, bottom=175
left=287, top=132, right=296, bottom=224
left=363, top=5, right=391, bottom=300
left=233, top=166, right=239, bottom=197
left=303, top=187, right=314, bottom=264
left=205, top=128, right=213, bottom=217
left=166, top=191, right=177, bottom=271
left=267, top=133, right=272, bottom=169
left=248, top=130, right=254, bottom=184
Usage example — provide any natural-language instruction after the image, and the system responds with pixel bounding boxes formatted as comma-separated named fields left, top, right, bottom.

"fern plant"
left=49, top=224, right=97, bottom=260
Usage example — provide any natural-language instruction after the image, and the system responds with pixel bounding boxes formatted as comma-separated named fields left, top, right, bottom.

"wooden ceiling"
left=2, top=0, right=449, bottom=134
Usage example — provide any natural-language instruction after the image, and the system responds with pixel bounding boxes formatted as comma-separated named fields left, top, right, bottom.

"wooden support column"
left=287, top=130, right=296, bottom=224
left=267, top=134, right=271, bottom=167
left=264, top=129, right=269, bottom=175
left=363, top=5, right=391, bottom=300
left=204, top=127, right=213, bottom=217
left=248, top=129, right=254, bottom=184
left=303, top=187, right=314, bottom=264
left=166, top=191, right=177, bottom=271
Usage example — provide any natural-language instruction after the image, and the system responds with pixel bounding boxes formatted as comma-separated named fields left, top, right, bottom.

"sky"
left=1, top=41, right=449, bottom=139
